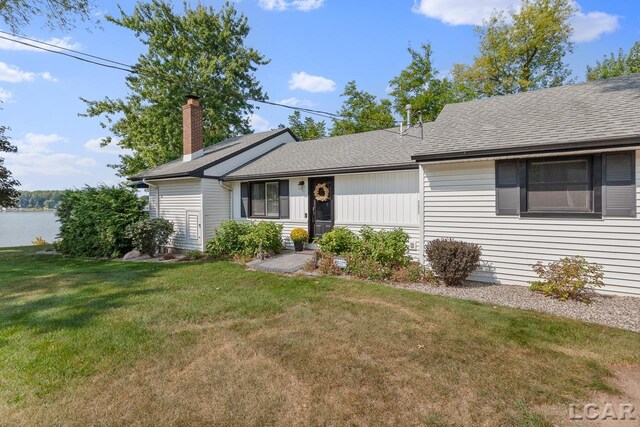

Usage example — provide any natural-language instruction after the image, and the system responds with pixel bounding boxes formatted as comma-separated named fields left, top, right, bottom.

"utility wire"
left=3, top=30, right=425, bottom=138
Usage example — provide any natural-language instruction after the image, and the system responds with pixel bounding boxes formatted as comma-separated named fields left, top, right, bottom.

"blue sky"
left=1, top=0, right=638, bottom=190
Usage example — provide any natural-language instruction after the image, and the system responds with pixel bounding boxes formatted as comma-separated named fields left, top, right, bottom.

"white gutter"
left=143, top=179, right=160, bottom=218
left=218, top=180, right=233, bottom=219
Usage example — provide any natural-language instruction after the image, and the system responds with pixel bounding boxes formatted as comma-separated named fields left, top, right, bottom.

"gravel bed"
left=393, top=281, right=640, bottom=333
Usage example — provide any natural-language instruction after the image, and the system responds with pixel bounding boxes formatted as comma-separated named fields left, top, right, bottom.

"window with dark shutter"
left=496, top=160, right=520, bottom=215
left=279, top=180, right=290, bottom=219
left=240, top=182, right=249, bottom=218
left=603, top=151, right=636, bottom=217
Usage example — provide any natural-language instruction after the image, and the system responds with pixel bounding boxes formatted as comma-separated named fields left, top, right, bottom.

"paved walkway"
left=248, top=251, right=314, bottom=274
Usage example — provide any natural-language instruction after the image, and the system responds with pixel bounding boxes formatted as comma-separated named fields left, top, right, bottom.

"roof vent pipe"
left=419, top=112, right=423, bottom=140
left=405, top=104, right=412, bottom=128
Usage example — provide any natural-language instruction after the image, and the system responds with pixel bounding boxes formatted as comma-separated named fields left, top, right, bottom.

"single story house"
left=131, top=74, right=640, bottom=296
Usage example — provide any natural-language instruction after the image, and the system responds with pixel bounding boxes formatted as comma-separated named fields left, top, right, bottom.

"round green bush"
left=126, top=217, right=174, bottom=256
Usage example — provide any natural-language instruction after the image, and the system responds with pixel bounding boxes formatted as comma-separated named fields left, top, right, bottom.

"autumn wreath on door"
left=313, top=182, right=330, bottom=202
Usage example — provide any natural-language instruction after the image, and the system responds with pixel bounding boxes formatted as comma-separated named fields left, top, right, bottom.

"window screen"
left=527, top=158, right=592, bottom=212
left=250, top=182, right=265, bottom=216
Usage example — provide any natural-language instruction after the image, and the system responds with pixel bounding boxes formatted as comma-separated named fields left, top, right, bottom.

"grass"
left=0, top=246, right=638, bottom=426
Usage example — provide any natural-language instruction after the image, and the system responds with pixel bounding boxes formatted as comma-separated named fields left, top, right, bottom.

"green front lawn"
left=0, top=246, right=638, bottom=425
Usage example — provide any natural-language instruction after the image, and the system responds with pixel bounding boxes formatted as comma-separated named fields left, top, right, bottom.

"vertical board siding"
left=203, top=180, right=231, bottom=246
left=421, top=151, right=640, bottom=296
left=153, top=179, right=203, bottom=251
left=231, top=170, right=421, bottom=258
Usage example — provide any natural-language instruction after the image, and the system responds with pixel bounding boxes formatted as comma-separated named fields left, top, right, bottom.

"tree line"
left=16, top=190, right=64, bottom=209
left=2, top=0, right=639, bottom=208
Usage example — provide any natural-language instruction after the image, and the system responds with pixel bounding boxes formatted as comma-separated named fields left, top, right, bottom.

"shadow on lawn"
left=0, top=253, right=185, bottom=334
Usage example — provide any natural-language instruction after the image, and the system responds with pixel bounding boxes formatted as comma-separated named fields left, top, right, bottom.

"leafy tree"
left=82, top=1, right=268, bottom=177
left=389, top=43, right=459, bottom=123
left=455, top=0, right=575, bottom=96
left=330, top=81, right=395, bottom=137
left=0, top=0, right=94, bottom=32
left=586, top=42, right=640, bottom=81
left=0, top=125, right=19, bottom=208
left=288, top=111, right=326, bottom=141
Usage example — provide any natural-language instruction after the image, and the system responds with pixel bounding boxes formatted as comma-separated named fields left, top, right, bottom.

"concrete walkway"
left=248, top=251, right=314, bottom=274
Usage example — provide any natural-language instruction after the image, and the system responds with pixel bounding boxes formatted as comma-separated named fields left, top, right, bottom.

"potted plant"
left=290, top=228, right=308, bottom=252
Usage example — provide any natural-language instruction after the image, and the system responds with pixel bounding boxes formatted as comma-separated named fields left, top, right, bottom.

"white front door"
left=185, top=210, right=201, bottom=246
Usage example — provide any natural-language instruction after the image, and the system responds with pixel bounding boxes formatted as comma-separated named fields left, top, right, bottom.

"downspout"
left=143, top=179, right=159, bottom=218
left=218, top=179, right=233, bottom=219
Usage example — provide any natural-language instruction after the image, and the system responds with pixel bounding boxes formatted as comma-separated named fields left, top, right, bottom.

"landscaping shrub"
left=317, top=227, right=359, bottom=255
left=391, top=262, right=431, bottom=283
left=425, top=238, right=482, bottom=286
left=317, top=252, right=342, bottom=275
left=241, top=221, right=284, bottom=257
left=184, top=249, right=205, bottom=260
left=359, top=226, right=411, bottom=267
left=206, top=220, right=250, bottom=258
left=126, top=217, right=174, bottom=256
left=206, top=220, right=283, bottom=259
left=345, top=253, right=392, bottom=281
left=530, top=256, right=604, bottom=302
left=56, top=186, right=146, bottom=258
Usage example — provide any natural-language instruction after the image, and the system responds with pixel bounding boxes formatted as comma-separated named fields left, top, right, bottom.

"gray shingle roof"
left=223, top=126, right=425, bottom=180
left=130, top=128, right=292, bottom=180
left=412, top=73, right=640, bottom=161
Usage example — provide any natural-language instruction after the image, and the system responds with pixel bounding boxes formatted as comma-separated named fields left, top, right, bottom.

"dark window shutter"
left=240, top=182, right=249, bottom=218
left=496, top=160, right=520, bottom=215
left=279, top=180, right=289, bottom=219
left=603, top=152, right=636, bottom=217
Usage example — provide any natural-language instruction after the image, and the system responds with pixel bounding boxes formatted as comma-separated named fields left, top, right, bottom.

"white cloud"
left=412, top=0, right=516, bottom=26
left=412, top=0, right=619, bottom=43
left=289, top=71, right=336, bottom=93
left=571, top=10, right=618, bottom=42
left=249, top=113, right=271, bottom=132
left=0, top=34, right=81, bottom=52
left=16, top=133, right=66, bottom=154
left=0, top=86, right=12, bottom=102
left=276, top=97, right=315, bottom=108
left=0, top=62, right=35, bottom=83
left=5, top=133, right=96, bottom=177
left=0, top=62, right=56, bottom=83
left=84, top=137, right=131, bottom=155
left=258, top=0, right=323, bottom=11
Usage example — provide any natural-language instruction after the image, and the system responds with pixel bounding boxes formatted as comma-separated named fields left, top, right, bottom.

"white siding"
left=203, top=132, right=295, bottom=177
left=203, top=179, right=231, bottom=245
left=148, top=178, right=203, bottom=251
left=230, top=170, right=421, bottom=258
left=421, top=150, right=640, bottom=296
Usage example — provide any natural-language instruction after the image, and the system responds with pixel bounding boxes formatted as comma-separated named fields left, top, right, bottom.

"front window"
left=250, top=181, right=279, bottom=217
left=527, top=158, right=592, bottom=212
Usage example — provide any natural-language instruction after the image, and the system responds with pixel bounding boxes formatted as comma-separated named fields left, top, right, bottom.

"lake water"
left=0, top=211, right=60, bottom=247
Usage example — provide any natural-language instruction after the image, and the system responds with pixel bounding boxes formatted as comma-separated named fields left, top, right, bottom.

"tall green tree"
left=330, top=81, right=395, bottom=137
left=586, top=42, right=640, bottom=81
left=389, top=43, right=459, bottom=122
left=0, top=0, right=94, bottom=32
left=82, top=1, right=268, bottom=177
left=287, top=111, right=326, bottom=141
left=0, top=125, right=20, bottom=208
left=455, top=0, right=575, bottom=96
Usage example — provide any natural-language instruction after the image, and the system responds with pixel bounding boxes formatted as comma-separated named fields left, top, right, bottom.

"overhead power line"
left=2, top=30, right=425, bottom=137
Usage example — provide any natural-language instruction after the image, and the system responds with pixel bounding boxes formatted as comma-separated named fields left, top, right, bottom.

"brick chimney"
left=182, top=95, right=204, bottom=161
